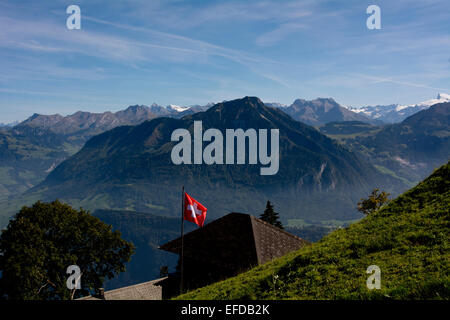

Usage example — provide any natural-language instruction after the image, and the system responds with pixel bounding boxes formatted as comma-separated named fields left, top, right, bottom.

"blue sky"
left=0, top=0, right=449, bottom=123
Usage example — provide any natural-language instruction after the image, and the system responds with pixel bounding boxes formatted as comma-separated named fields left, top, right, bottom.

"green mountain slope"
left=0, top=127, right=75, bottom=200
left=0, top=104, right=180, bottom=201
left=346, top=102, right=450, bottom=184
left=177, top=161, right=450, bottom=300
left=319, top=121, right=381, bottom=137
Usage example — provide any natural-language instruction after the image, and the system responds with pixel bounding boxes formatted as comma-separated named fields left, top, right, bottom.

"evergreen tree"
left=260, top=201, right=283, bottom=229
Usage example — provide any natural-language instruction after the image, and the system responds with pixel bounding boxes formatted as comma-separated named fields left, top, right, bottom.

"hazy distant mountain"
left=0, top=103, right=212, bottom=201
left=15, top=102, right=215, bottom=136
left=16, top=105, right=158, bottom=139
left=4, top=96, right=406, bottom=230
left=171, top=103, right=214, bottom=119
left=147, top=103, right=171, bottom=117
left=347, top=93, right=450, bottom=123
left=0, top=121, right=19, bottom=128
left=265, top=102, right=288, bottom=108
left=280, top=98, right=380, bottom=126
left=345, top=102, right=450, bottom=184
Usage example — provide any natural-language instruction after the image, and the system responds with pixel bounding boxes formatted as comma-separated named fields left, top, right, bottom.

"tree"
left=357, top=188, right=390, bottom=215
left=0, top=200, right=135, bottom=300
left=260, top=201, right=283, bottom=229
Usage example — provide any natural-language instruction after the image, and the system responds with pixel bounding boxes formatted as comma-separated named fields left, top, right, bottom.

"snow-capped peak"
left=415, top=93, right=450, bottom=108
left=395, top=104, right=409, bottom=112
left=344, top=93, right=450, bottom=123
left=437, top=93, right=450, bottom=100
left=167, top=104, right=189, bottom=112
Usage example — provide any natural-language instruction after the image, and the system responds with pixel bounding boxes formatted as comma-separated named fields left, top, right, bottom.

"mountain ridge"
left=16, top=97, right=404, bottom=226
left=347, top=93, right=450, bottom=123
left=0, top=102, right=213, bottom=200
left=279, top=97, right=381, bottom=126
left=345, top=102, right=450, bottom=183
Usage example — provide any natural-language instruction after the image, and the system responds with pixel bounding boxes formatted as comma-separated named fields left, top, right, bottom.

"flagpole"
left=180, top=185, right=185, bottom=294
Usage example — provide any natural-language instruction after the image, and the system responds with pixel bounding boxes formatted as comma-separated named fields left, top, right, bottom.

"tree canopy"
left=260, top=201, right=283, bottom=229
left=357, top=188, right=390, bottom=215
left=0, top=200, right=135, bottom=300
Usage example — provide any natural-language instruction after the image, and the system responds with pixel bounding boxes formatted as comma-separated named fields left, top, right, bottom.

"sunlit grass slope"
left=177, top=162, right=450, bottom=300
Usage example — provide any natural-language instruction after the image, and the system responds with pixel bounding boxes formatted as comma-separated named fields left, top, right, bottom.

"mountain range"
left=0, top=94, right=448, bottom=298
left=0, top=103, right=212, bottom=200
left=347, top=93, right=450, bottom=123
left=344, top=102, right=450, bottom=184
left=268, top=93, right=449, bottom=126
left=0, top=121, right=19, bottom=128
left=14, top=102, right=213, bottom=138
left=0, top=97, right=407, bottom=228
left=278, top=98, right=381, bottom=126
left=1, top=95, right=448, bottom=228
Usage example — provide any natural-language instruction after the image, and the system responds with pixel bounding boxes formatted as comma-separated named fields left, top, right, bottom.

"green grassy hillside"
left=177, top=161, right=450, bottom=300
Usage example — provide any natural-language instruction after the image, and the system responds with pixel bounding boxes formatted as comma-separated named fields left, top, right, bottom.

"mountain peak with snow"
left=167, top=104, right=189, bottom=112
left=437, top=93, right=450, bottom=101
left=415, top=92, right=450, bottom=108
left=346, top=93, right=450, bottom=123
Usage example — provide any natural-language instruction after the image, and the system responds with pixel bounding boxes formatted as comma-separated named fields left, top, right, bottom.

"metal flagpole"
left=180, top=186, right=185, bottom=294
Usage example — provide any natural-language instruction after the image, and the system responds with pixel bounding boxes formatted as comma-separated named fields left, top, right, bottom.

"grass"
left=287, top=218, right=360, bottom=228
left=176, top=162, right=450, bottom=300
left=374, top=164, right=416, bottom=188
left=287, top=219, right=313, bottom=227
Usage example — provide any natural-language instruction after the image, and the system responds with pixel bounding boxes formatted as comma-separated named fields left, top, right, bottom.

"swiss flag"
left=184, top=192, right=207, bottom=227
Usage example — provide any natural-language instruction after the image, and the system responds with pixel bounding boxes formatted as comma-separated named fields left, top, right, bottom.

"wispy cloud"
left=0, top=13, right=289, bottom=86
left=82, top=15, right=276, bottom=65
left=1, top=0, right=449, bottom=120
left=362, top=75, right=450, bottom=92
left=123, top=0, right=316, bottom=29
left=255, top=23, right=308, bottom=46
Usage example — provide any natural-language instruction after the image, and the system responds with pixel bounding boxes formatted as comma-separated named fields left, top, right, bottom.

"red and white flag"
left=184, top=192, right=207, bottom=227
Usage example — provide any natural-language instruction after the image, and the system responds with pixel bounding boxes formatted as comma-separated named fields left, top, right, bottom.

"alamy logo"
left=66, top=5, right=81, bottom=30
left=366, top=5, right=381, bottom=30
left=171, top=121, right=279, bottom=175
left=366, top=265, right=381, bottom=290
left=66, top=265, right=81, bottom=290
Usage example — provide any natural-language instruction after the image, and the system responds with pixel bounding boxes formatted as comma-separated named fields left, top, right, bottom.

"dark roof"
left=77, top=277, right=166, bottom=300
left=159, top=212, right=308, bottom=265
left=249, top=214, right=309, bottom=264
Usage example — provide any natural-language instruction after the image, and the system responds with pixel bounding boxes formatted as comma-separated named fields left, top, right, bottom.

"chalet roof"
left=77, top=277, right=166, bottom=300
left=78, top=213, right=308, bottom=300
left=159, top=212, right=308, bottom=265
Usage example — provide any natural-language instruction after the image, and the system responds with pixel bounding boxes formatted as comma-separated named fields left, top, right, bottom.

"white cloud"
left=362, top=75, right=450, bottom=92
left=255, top=23, right=308, bottom=46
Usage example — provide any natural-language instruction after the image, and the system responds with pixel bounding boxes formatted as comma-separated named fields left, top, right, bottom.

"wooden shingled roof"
left=159, top=212, right=308, bottom=265
left=77, top=277, right=166, bottom=300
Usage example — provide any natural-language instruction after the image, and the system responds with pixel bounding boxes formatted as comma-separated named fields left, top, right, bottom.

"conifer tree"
left=260, top=201, right=283, bottom=229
